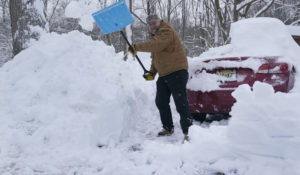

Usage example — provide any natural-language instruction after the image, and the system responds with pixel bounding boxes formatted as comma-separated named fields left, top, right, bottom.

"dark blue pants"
left=155, top=70, right=193, bottom=134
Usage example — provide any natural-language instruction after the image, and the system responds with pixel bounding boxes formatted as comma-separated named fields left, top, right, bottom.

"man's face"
left=148, top=20, right=161, bottom=34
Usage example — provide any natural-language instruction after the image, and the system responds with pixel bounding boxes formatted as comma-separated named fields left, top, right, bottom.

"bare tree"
left=147, top=0, right=156, bottom=15
left=214, top=0, right=229, bottom=43
left=167, top=0, right=171, bottom=22
left=261, top=0, right=300, bottom=25
left=9, top=0, right=46, bottom=56
left=122, top=27, right=128, bottom=61
left=234, top=0, right=258, bottom=21
left=17, top=0, right=297, bottom=59
left=1, top=0, right=9, bottom=22
left=181, top=0, right=187, bottom=41
left=47, top=0, right=60, bottom=31
left=0, top=0, right=12, bottom=66
left=254, top=0, right=275, bottom=17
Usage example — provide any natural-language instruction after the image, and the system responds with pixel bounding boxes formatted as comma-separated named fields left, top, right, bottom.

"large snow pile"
left=228, top=82, right=300, bottom=173
left=0, top=31, right=157, bottom=172
left=0, top=18, right=300, bottom=175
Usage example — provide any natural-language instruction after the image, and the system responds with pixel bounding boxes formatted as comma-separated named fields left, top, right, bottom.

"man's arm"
left=135, top=28, right=173, bottom=53
left=149, top=58, right=157, bottom=75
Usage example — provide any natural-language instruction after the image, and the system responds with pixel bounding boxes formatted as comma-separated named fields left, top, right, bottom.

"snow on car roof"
left=191, top=17, right=300, bottom=69
left=287, top=25, right=300, bottom=36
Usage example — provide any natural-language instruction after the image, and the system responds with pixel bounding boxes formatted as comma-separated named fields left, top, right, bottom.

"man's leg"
left=156, top=77, right=173, bottom=132
left=166, top=70, right=193, bottom=134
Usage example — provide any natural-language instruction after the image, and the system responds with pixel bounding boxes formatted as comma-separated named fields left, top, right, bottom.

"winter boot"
left=183, top=134, right=190, bottom=142
left=157, top=128, right=174, bottom=136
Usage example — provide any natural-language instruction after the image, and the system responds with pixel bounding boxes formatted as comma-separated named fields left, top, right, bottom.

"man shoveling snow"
left=128, top=15, right=193, bottom=141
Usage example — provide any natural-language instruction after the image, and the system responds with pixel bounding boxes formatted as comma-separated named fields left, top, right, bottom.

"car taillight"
left=278, top=63, right=289, bottom=73
left=258, top=63, right=290, bottom=73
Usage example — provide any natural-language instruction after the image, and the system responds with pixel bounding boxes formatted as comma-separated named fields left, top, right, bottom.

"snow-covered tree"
left=9, top=0, right=47, bottom=56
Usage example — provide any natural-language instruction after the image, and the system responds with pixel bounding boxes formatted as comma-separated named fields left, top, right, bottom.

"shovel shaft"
left=120, top=31, right=148, bottom=74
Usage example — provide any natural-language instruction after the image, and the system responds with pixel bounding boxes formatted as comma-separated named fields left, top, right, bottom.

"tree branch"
left=237, top=0, right=257, bottom=11
left=131, top=11, right=147, bottom=25
left=170, top=0, right=183, bottom=14
left=254, top=0, right=275, bottom=17
left=48, top=0, right=59, bottom=24
left=291, top=18, right=300, bottom=25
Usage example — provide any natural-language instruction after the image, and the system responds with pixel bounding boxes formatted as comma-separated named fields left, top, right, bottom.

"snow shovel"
left=92, top=0, right=149, bottom=74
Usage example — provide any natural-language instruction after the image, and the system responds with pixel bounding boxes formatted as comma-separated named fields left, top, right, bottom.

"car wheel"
left=191, top=113, right=207, bottom=122
left=206, top=113, right=231, bottom=122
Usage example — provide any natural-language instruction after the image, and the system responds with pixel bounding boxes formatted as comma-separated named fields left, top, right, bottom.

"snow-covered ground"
left=0, top=18, right=300, bottom=174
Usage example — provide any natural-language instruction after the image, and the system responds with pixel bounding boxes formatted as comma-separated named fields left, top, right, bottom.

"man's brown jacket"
left=135, top=21, right=188, bottom=77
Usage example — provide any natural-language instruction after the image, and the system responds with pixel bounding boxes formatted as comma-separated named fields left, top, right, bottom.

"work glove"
left=143, top=72, right=155, bottom=81
left=128, top=45, right=137, bottom=57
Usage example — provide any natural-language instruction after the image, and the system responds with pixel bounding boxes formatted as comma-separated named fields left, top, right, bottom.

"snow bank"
left=0, top=31, right=155, bottom=159
left=185, top=82, right=300, bottom=175
left=230, top=82, right=300, bottom=159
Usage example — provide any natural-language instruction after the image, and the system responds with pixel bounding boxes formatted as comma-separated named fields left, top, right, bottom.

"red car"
left=187, top=56, right=296, bottom=121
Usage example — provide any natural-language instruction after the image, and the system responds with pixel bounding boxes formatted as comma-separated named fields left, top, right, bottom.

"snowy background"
left=0, top=8, right=300, bottom=175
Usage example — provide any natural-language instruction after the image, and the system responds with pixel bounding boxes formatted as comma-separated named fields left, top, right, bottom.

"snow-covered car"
left=187, top=56, right=296, bottom=120
left=187, top=18, right=300, bottom=121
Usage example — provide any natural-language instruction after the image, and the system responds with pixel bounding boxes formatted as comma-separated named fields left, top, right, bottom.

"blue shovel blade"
left=92, top=0, right=134, bottom=34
